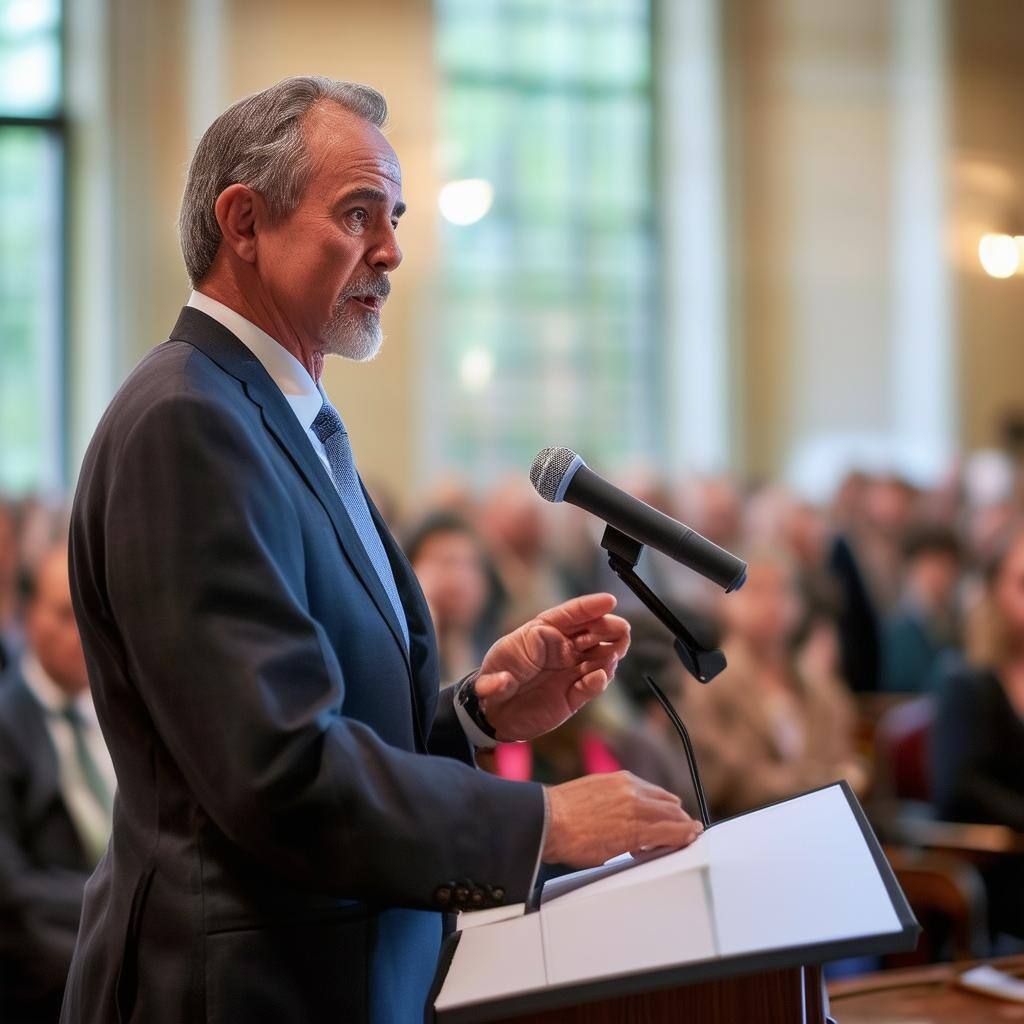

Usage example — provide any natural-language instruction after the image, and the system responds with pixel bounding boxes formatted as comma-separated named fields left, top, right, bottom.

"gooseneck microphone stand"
left=600, top=525, right=723, bottom=828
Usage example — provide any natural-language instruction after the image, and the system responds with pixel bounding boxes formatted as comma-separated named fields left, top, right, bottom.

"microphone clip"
left=600, top=525, right=727, bottom=685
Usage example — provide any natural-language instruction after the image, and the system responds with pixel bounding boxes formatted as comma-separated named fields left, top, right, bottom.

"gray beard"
left=321, top=301, right=383, bottom=363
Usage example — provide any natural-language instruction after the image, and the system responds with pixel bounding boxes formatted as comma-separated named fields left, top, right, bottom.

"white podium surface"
left=434, top=783, right=913, bottom=1017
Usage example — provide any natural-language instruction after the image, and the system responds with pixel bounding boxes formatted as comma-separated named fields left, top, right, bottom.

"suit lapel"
left=169, top=307, right=413, bottom=675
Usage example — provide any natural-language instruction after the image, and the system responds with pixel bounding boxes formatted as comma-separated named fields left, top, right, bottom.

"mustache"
left=340, top=276, right=391, bottom=302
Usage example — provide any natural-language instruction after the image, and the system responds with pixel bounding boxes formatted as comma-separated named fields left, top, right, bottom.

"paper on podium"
left=434, top=782, right=914, bottom=1017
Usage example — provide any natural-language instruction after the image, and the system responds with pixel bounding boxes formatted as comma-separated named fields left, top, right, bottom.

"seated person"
left=405, top=512, right=502, bottom=682
left=684, top=548, right=864, bottom=819
left=932, top=526, right=1024, bottom=940
left=0, top=545, right=115, bottom=1022
left=882, top=524, right=962, bottom=692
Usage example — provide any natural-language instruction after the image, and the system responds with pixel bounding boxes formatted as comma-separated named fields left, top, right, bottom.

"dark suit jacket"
left=0, top=665, right=93, bottom=1022
left=62, top=307, right=546, bottom=1024
left=932, top=664, right=1024, bottom=832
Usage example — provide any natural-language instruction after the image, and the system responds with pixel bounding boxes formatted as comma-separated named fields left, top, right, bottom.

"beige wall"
left=730, top=0, right=897, bottom=481
left=951, top=0, right=1024, bottom=452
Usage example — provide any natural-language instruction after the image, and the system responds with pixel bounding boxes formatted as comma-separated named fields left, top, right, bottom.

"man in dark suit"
left=1, top=546, right=113, bottom=1023
left=62, top=76, right=701, bottom=1023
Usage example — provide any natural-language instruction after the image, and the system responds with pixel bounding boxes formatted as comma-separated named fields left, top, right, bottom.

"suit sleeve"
left=95, top=389, right=545, bottom=909
left=427, top=682, right=475, bottom=765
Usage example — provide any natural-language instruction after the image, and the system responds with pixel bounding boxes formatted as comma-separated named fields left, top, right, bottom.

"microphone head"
left=530, top=447, right=585, bottom=503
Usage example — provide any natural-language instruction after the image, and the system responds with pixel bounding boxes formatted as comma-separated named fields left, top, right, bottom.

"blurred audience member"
left=676, top=475, right=743, bottom=552
left=858, top=474, right=920, bottom=613
left=0, top=502, right=23, bottom=673
left=479, top=477, right=568, bottom=631
left=0, top=545, right=114, bottom=1021
left=826, top=471, right=885, bottom=692
left=932, top=526, right=1024, bottom=940
left=406, top=512, right=502, bottom=682
left=416, top=472, right=478, bottom=522
left=882, top=524, right=962, bottom=692
left=685, top=549, right=863, bottom=818
left=932, top=529, right=1024, bottom=832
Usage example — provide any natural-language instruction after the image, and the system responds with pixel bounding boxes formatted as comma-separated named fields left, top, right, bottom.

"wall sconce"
left=979, top=233, right=1024, bottom=278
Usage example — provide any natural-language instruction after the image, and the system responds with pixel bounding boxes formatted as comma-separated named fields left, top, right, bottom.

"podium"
left=430, top=781, right=919, bottom=1023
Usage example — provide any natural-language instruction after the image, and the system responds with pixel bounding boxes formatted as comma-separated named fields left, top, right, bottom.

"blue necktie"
left=311, top=399, right=409, bottom=651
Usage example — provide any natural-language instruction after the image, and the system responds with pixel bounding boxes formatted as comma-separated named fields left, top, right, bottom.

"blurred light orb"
left=978, top=233, right=1020, bottom=278
left=459, top=348, right=494, bottom=392
left=439, top=179, right=493, bottom=226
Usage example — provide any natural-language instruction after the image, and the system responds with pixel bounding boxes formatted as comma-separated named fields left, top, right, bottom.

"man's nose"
left=368, top=224, right=402, bottom=273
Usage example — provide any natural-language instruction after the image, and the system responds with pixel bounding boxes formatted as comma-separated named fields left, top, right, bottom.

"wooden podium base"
left=487, top=965, right=829, bottom=1024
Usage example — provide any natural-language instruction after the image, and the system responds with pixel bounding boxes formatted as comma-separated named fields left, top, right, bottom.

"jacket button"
left=470, top=888, right=484, bottom=907
left=491, top=887, right=505, bottom=903
left=453, top=885, right=470, bottom=906
left=435, top=885, right=453, bottom=907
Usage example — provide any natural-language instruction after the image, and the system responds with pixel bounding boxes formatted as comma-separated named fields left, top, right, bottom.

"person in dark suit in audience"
left=882, top=524, right=961, bottom=692
left=933, top=525, right=1024, bottom=941
left=0, top=545, right=114, bottom=1022
left=62, top=76, right=700, bottom=1024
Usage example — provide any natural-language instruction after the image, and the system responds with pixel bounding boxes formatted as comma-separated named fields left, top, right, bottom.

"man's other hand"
left=542, top=772, right=704, bottom=867
left=475, top=593, right=630, bottom=743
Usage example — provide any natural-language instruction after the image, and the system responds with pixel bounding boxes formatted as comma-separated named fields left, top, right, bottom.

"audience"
left=0, top=544, right=115, bottom=1022
left=682, top=549, right=864, bottom=818
left=4, top=445, right=1024, bottom=992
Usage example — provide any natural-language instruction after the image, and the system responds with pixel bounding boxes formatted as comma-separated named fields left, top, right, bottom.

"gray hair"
left=178, top=75, right=387, bottom=287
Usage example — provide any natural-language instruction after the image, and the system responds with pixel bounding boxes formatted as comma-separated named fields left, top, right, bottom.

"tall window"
left=430, top=0, right=658, bottom=483
left=0, top=0, right=64, bottom=494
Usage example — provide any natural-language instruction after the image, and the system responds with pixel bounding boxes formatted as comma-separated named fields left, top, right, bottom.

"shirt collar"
left=187, top=290, right=324, bottom=431
left=21, top=652, right=95, bottom=720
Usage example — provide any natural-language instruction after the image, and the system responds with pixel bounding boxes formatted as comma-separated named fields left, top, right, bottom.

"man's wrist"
left=454, top=671, right=499, bottom=750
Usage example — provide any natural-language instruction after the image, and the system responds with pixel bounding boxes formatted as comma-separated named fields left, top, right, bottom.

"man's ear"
left=213, top=184, right=262, bottom=265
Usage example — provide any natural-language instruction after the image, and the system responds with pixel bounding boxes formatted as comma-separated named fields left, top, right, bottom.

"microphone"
left=530, top=447, right=747, bottom=592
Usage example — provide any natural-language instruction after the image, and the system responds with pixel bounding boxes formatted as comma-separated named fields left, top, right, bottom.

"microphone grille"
left=530, top=447, right=580, bottom=502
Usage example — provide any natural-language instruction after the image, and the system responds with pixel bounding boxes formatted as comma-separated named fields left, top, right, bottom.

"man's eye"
left=347, top=208, right=369, bottom=226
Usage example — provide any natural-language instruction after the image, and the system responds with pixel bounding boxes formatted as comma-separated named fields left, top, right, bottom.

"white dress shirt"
left=21, top=653, right=115, bottom=863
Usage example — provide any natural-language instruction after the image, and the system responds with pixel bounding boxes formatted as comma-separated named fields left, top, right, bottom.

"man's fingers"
left=567, top=668, right=610, bottom=711
left=573, top=634, right=630, bottom=663
left=571, top=614, right=631, bottom=651
left=637, top=818, right=704, bottom=850
left=537, top=593, right=617, bottom=632
left=639, top=784, right=686, bottom=807
left=473, top=670, right=516, bottom=699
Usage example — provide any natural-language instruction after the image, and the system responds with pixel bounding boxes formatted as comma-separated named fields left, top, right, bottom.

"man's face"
left=256, top=103, right=405, bottom=362
left=26, top=551, right=89, bottom=696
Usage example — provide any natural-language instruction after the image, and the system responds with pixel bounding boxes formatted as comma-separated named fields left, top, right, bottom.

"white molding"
left=890, top=0, right=954, bottom=474
left=658, top=0, right=731, bottom=474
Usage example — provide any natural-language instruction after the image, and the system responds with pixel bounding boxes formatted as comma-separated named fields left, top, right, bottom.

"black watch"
left=457, top=675, right=498, bottom=741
